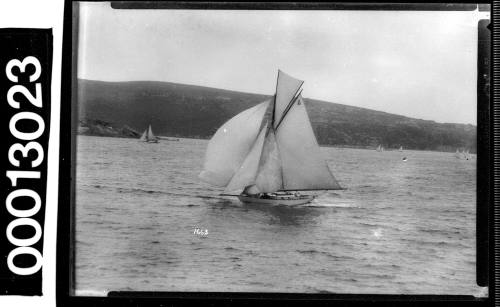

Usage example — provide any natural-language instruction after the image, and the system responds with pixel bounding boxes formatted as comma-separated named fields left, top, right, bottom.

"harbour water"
left=74, top=135, right=482, bottom=296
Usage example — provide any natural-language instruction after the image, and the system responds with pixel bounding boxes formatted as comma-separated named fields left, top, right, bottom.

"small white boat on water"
left=199, top=70, right=342, bottom=206
left=140, top=125, right=159, bottom=143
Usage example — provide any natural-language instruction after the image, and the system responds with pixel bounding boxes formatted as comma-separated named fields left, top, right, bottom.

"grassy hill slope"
left=77, top=79, right=476, bottom=152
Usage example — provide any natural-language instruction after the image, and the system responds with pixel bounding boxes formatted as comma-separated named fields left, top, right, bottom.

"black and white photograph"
left=73, top=2, right=488, bottom=296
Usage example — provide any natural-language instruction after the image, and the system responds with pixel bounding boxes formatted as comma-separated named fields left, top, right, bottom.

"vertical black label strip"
left=0, top=28, right=52, bottom=295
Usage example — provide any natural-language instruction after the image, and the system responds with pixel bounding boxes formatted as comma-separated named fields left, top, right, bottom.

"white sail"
left=224, top=118, right=284, bottom=194
left=254, top=128, right=283, bottom=193
left=273, top=70, right=303, bottom=128
left=199, top=101, right=270, bottom=187
left=147, top=125, right=157, bottom=141
left=222, top=98, right=283, bottom=194
left=139, top=129, right=147, bottom=141
left=200, top=70, right=341, bottom=194
left=276, top=95, right=341, bottom=190
left=223, top=126, right=267, bottom=194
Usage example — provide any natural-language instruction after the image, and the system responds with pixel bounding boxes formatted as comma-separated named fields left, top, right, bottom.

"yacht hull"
left=237, top=194, right=314, bottom=206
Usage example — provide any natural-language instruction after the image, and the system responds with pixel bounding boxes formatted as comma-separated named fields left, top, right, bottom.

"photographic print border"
left=56, top=1, right=492, bottom=306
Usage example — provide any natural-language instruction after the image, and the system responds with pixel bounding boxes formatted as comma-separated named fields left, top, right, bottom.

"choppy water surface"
left=75, top=135, right=482, bottom=296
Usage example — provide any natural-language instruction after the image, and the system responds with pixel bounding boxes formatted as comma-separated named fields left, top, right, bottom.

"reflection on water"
left=75, top=136, right=480, bottom=295
left=242, top=203, right=322, bottom=227
left=206, top=198, right=322, bottom=227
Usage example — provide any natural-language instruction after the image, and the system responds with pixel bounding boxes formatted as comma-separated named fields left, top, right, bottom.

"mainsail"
left=275, top=95, right=340, bottom=190
left=199, top=70, right=342, bottom=194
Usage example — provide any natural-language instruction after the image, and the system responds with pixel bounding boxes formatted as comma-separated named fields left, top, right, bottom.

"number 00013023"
left=5, top=56, right=45, bottom=276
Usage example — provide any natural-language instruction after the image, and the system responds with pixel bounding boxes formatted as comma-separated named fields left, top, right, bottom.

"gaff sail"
left=276, top=95, right=341, bottom=191
left=199, top=70, right=342, bottom=194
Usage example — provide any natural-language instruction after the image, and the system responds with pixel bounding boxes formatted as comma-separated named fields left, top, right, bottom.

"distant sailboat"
left=199, top=70, right=342, bottom=205
left=463, top=149, right=470, bottom=160
left=455, top=149, right=461, bottom=159
left=140, top=125, right=159, bottom=143
left=399, top=146, right=403, bottom=152
left=376, top=145, right=384, bottom=152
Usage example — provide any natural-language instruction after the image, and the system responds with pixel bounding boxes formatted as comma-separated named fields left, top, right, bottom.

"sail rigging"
left=199, top=70, right=342, bottom=194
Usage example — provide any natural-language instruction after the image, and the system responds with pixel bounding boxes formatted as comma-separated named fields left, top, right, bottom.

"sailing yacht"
left=199, top=70, right=342, bottom=205
left=139, top=125, right=159, bottom=143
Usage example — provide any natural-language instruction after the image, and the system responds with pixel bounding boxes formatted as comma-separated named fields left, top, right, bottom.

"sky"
left=77, top=2, right=489, bottom=125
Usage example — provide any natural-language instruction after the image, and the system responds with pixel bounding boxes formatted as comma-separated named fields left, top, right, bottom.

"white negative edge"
left=0, top=0, right=64, bottom=306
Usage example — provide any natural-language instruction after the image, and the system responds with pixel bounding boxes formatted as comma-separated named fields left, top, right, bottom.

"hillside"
left=77, top=79, right=476, bottom=152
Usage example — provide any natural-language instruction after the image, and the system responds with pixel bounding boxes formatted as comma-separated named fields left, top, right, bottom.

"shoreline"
left=76, top=133, right=475, bottom=154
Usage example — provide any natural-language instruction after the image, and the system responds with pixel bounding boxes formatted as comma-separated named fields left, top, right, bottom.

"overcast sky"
left=78, top=2, right=488, bottom=125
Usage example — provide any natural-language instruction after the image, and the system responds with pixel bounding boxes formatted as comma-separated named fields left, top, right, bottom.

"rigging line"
left=271, top=94, right=277, bottom=127
left=272, top=70, right=280, bottom=126
left=275, top=88, right=304, bottom=131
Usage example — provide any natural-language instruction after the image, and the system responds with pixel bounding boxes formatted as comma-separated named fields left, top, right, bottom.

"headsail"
left=254, top=128, right=283, bottom=192
left=139, top=129, right=147, bottom=141
left=221, top=95, right=284, bottom=194
left=199, top=101, right=271, bottom=187
left=223, top=126, right=267, bottom=194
